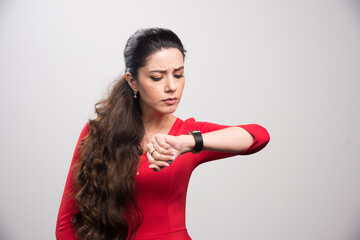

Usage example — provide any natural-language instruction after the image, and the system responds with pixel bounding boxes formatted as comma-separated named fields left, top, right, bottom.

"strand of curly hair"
left=72, top=75, right=144, bottom=240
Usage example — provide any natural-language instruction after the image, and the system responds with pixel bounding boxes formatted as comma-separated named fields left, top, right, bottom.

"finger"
left=149, top=164, right=162, bottom=172
left=147, top=152, right=170, bottom=168
left=147, top=143, right=159, bottom=157
left=149, top=150, right=175, bottom=165
left=152, top=150, right=175, bottom=162
left=147, top=143, right=155, bottom=155
left=148, top=143, right=174, bottom=162
left=151, top=139, right=173, bottom=156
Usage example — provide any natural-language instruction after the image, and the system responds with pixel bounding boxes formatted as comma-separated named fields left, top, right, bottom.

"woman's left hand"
left=147, top=134, right=191, bottom=172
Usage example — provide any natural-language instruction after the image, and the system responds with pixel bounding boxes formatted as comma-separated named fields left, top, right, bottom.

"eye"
left=174, top=74, right=183, bottom=79
left=150, top=76, right=163, bottom=81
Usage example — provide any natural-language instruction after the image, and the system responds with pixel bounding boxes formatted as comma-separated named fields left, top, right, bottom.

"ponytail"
left=73, top=75, right=144, bottom=240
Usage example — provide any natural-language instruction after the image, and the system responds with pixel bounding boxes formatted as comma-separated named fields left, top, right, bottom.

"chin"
left=162, top=106, right=178, bottom=114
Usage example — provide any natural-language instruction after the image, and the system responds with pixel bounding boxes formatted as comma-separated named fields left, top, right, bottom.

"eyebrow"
left=149, top=66, right=184, bottom=73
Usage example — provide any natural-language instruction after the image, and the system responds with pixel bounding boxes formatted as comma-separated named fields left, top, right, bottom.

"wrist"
left=179, top=135, right=196, bottom=154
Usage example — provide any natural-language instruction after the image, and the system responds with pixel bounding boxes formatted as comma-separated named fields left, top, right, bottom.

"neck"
left=140, top=109, right=176, bottom=154
left=142, top=110, right=172, bottom=132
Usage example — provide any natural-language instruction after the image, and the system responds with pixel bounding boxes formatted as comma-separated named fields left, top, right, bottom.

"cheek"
left=140, top=86, right=160, bottom=101
left=178, top=80, right=185, bottom=92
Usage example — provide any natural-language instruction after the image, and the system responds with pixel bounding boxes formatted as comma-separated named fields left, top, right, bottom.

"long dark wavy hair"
left=72, top=28, right=186, bottom=240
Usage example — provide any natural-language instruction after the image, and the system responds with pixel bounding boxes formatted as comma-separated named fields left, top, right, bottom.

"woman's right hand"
left=146, top=134, right=195, bottom=172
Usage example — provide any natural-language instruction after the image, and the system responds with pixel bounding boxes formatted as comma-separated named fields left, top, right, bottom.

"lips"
left=162, top=97, right=178, bottom=105
left=163, top=97, right=177, bottom=101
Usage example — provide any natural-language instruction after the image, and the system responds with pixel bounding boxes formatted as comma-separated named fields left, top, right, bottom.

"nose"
left=165, top=75, right=177, bottom=92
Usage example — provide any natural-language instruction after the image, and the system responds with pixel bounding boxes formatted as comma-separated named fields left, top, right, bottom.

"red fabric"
left=56, top=117, right=270, bottom=240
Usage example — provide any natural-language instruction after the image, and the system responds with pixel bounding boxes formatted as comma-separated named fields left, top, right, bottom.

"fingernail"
left=164, top=163, right=170, bottom=167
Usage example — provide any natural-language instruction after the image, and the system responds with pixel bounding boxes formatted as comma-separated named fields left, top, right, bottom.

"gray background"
left=1, top=0, right=360, bottom=239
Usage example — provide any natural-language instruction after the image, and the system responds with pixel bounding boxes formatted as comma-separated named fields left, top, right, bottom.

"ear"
left=125, top=72, right=137, bottom=91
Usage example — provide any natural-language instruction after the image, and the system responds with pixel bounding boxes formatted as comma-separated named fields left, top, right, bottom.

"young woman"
left=56, top=28, right=270, bottom=240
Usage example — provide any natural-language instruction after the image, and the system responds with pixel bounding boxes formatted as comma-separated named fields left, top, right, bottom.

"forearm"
left=180, top=127, right=255, bottom=154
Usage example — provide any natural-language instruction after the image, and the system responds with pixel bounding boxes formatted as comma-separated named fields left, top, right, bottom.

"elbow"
left=55, top=217, right=75, bottom=240
left=55, top=226, right=75, bottom=240
left=55, top=221, right=64, bottom=240
left=258, top=124, right=270, bottom=145
left=253, top=124, right=270, bottom=149
left=55, top=226, right=61, bottom=240
left=240, top=124, right=270, bottom=155
left=255, top=124, right=270, bottom=152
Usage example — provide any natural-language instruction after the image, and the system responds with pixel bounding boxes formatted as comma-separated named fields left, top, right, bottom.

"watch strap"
left=187, top=130, right=203, bottom=154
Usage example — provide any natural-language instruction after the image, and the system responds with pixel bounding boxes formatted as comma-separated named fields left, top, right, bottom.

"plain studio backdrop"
left=1, top=0, right=360, bottom=239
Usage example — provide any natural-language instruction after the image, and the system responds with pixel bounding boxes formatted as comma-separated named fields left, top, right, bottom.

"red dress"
left=56, top=117, right=270, bottom=240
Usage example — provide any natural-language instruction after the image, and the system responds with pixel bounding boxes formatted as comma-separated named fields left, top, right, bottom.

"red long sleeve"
left=239, top=124, right=270, bottom=154
left=55, top=117, right=270, bottom=240
left=183, top=118, right=270, bottom=165
left=56, top=123, right=89, bottom=240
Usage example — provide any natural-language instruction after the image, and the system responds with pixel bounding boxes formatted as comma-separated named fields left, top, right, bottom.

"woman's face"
left=127, top=48, right=185, bottom=116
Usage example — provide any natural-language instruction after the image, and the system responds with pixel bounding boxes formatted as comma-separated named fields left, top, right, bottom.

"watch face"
left=189, top=130, right=200, bottom=134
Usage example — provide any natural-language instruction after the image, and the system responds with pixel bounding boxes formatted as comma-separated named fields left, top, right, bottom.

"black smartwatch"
left=187, top=130, right=203, bottom=154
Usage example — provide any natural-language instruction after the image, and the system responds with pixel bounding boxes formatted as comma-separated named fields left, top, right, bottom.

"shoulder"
left=176, top=117, right=227, bottom=133
left=183, top=117, right=196, bottom=124
left=177, top=117, right=198, bottom=128
left=80, top=122, right=90, bottom=138
left=74, top=122, right=90, bottom=144
left=170, top=117, right=197, bottom=135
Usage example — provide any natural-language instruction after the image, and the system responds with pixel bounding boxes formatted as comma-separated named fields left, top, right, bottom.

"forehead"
left=142, top=48, right=184, bottom=72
